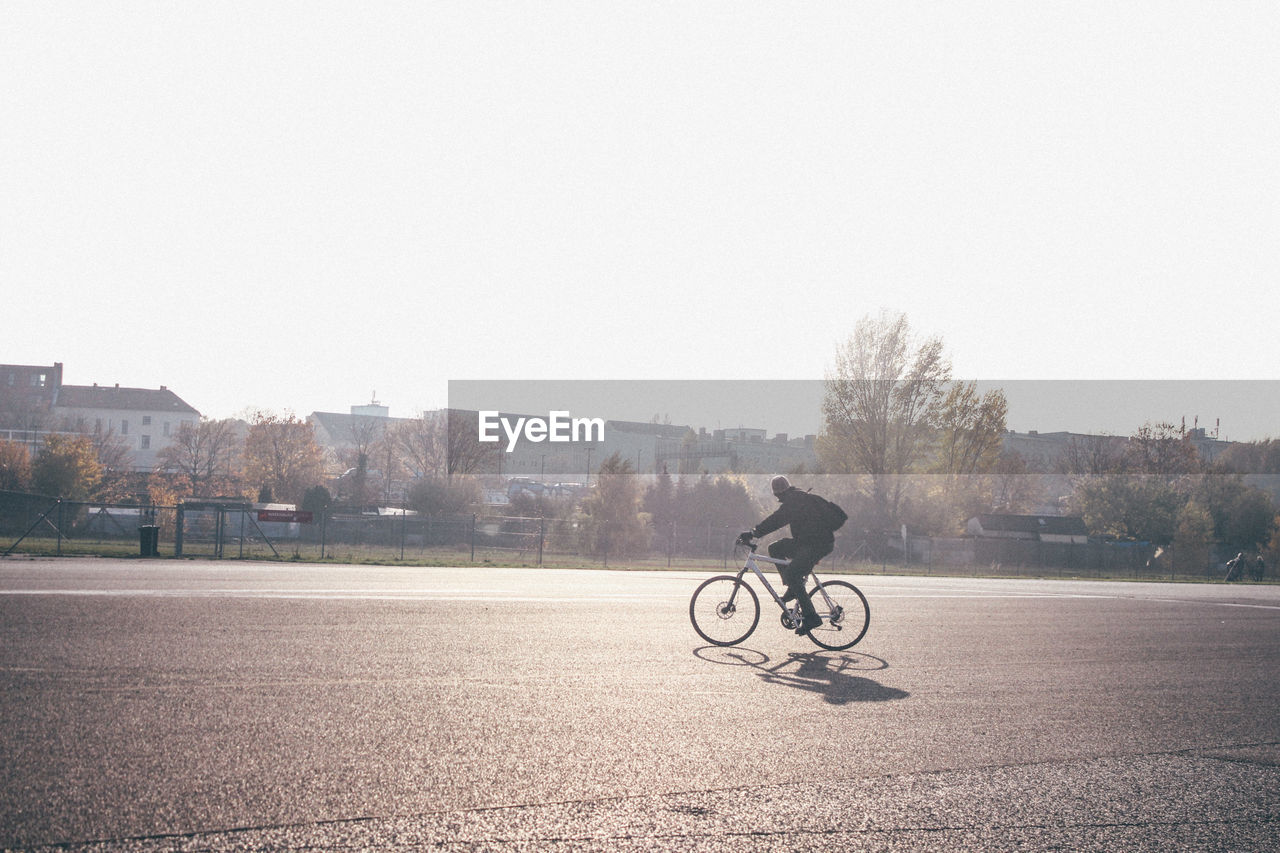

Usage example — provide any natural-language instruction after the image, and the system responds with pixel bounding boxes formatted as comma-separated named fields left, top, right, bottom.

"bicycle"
left=689, top=538, right=870, bottom=650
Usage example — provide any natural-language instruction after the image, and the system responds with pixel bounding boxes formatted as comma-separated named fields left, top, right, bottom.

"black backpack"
left=810, top=492, right=848, bottom=533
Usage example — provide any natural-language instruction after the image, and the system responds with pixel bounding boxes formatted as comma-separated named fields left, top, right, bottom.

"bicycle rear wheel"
left=689, top=575, right=760, bottom=646
left=805, top=580, right=870, bottom=650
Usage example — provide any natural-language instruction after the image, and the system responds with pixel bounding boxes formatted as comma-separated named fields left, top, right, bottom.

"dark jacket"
left=752, top=487, right=835, bottom=545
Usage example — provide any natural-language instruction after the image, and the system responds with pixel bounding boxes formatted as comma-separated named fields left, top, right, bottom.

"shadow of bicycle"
left=693, top=646, right=909, bottom=705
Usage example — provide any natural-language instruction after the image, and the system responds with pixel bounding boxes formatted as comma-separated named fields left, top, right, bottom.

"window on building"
left=142, top=416, right=151, bottom=426
left=121, top=420, right=129, bottom=435
left=163, top=422, right=170, bottom=437
left=140, top=435, right=150, bottom=450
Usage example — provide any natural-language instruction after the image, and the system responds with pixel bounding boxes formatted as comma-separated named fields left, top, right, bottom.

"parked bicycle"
left=689, top=539, right=870, bottom=650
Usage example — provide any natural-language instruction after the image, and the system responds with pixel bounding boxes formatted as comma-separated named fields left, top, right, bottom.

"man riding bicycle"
left=739, top=475, right=838, bottom=637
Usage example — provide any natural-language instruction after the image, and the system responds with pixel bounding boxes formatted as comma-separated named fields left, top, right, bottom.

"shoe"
left=780, top=589, right=796, bottom=603
left=795, top=615, right=823, bottom=636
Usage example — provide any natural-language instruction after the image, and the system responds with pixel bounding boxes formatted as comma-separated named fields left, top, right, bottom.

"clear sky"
left=4, top=4, right=1277, bottom=436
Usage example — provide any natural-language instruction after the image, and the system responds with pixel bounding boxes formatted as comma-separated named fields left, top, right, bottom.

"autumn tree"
left=84, top=425, right=136, bottom=502
left=932, top=382, right=1008, bottom=478
left=820, top=311, right=950, bottom=528
left=1225, top=489, right=1275, bottom=551
left=1191, top=473, right=1276, bottom=551
left=1173, top=500, right=1214, bottom=573
left=578, top=453, right=649, bottom=557
left=0, top=440, right=32, bottom=492
left=1070, top=474, right=1183, bottom=546
left=31, top=434, right=102, bottom=500
left=1126, top=422, right=1201, bottom=480
left=146, top=472, right=191, bottom=507
left=242, top=411, right=326, bottom=504
left=1217, top=438, right=1280, bottom=475
left=157, top=417, right=239, bottom=493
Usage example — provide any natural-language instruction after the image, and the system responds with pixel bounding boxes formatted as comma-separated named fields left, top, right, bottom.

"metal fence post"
left=56, top=499, right=63, bottom=556
left=175, top=504, right=184, bottom=557
left=215, top=507, right=223, bottom=559
left=470, top=514, right=476, bottom=562
left=538, top=516, right=545, bottom=566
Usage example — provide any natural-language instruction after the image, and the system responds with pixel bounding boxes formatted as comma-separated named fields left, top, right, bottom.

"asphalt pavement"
left=2, top=558, right=1278, bottom=851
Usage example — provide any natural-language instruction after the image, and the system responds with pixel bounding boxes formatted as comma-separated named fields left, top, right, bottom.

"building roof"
left=971, top=514, right=1088, bottom=537
left=54, top=384, right=199, bottom=415
left=308, top=410, right=410, bottom=449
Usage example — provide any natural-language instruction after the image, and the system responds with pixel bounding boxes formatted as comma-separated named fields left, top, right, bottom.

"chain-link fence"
left=0, top=489, right=1265, bottom=581
left=1, top=491, right=176, bottom=559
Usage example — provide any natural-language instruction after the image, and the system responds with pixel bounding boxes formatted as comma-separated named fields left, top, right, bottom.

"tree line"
left=812, top=311, right=1278, bottom=565
left=2, top=311, right=1276, bottom=567
left=0, top=409, right=497, bottom=518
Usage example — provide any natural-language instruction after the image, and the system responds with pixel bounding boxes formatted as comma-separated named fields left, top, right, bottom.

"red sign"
left=257, top=509, right=314, bottom=524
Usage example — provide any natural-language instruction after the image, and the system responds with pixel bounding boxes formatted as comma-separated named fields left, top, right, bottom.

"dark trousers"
left=768, top=538, right=833, bottom=621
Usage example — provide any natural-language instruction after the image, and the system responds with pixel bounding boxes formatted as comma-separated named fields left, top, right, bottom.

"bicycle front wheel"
left=806, top=580, right=870, bottom=650
left=689, top=575, right=760, bottom=647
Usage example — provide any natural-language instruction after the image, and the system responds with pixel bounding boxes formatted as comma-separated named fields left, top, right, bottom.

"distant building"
left=0, top=362, right=63, bottom=428
left=309, top=404, right=406, bottom=460
left=52, top=384, right=200, bottom=471
left=468, top=412, right=820, bottom=478
left=1001, top=428, right=1233, bottom=470
left=0, top=361, right=200, bottom=472
left=966, top=514, right=1089, bottom=545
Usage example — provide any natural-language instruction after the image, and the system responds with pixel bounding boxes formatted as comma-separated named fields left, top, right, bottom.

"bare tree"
left=335, top=415, right=391, bottom=504
left=990, top=450, right=1042, bottom=513
left=390, top=411, right=447, bottom=480
left=156, top=417, right=238, bottom=491
left=87, top=424, right=135, bottom=502
left=444, top=409, right=497, bottom=481
left=390, top=409, right=496, bottom=493
left=1057, top=433, right=1129, bottom=478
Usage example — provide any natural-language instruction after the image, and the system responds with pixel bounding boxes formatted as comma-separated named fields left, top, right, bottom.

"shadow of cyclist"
left=693, top=646, right=909, bottom=705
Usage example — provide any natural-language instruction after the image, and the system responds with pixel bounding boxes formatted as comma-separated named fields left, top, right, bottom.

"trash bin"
left=139, top=525, right=159, bottom=557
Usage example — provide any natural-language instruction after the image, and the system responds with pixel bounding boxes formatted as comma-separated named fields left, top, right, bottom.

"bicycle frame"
left=734, top=545, right=839, bottom=617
